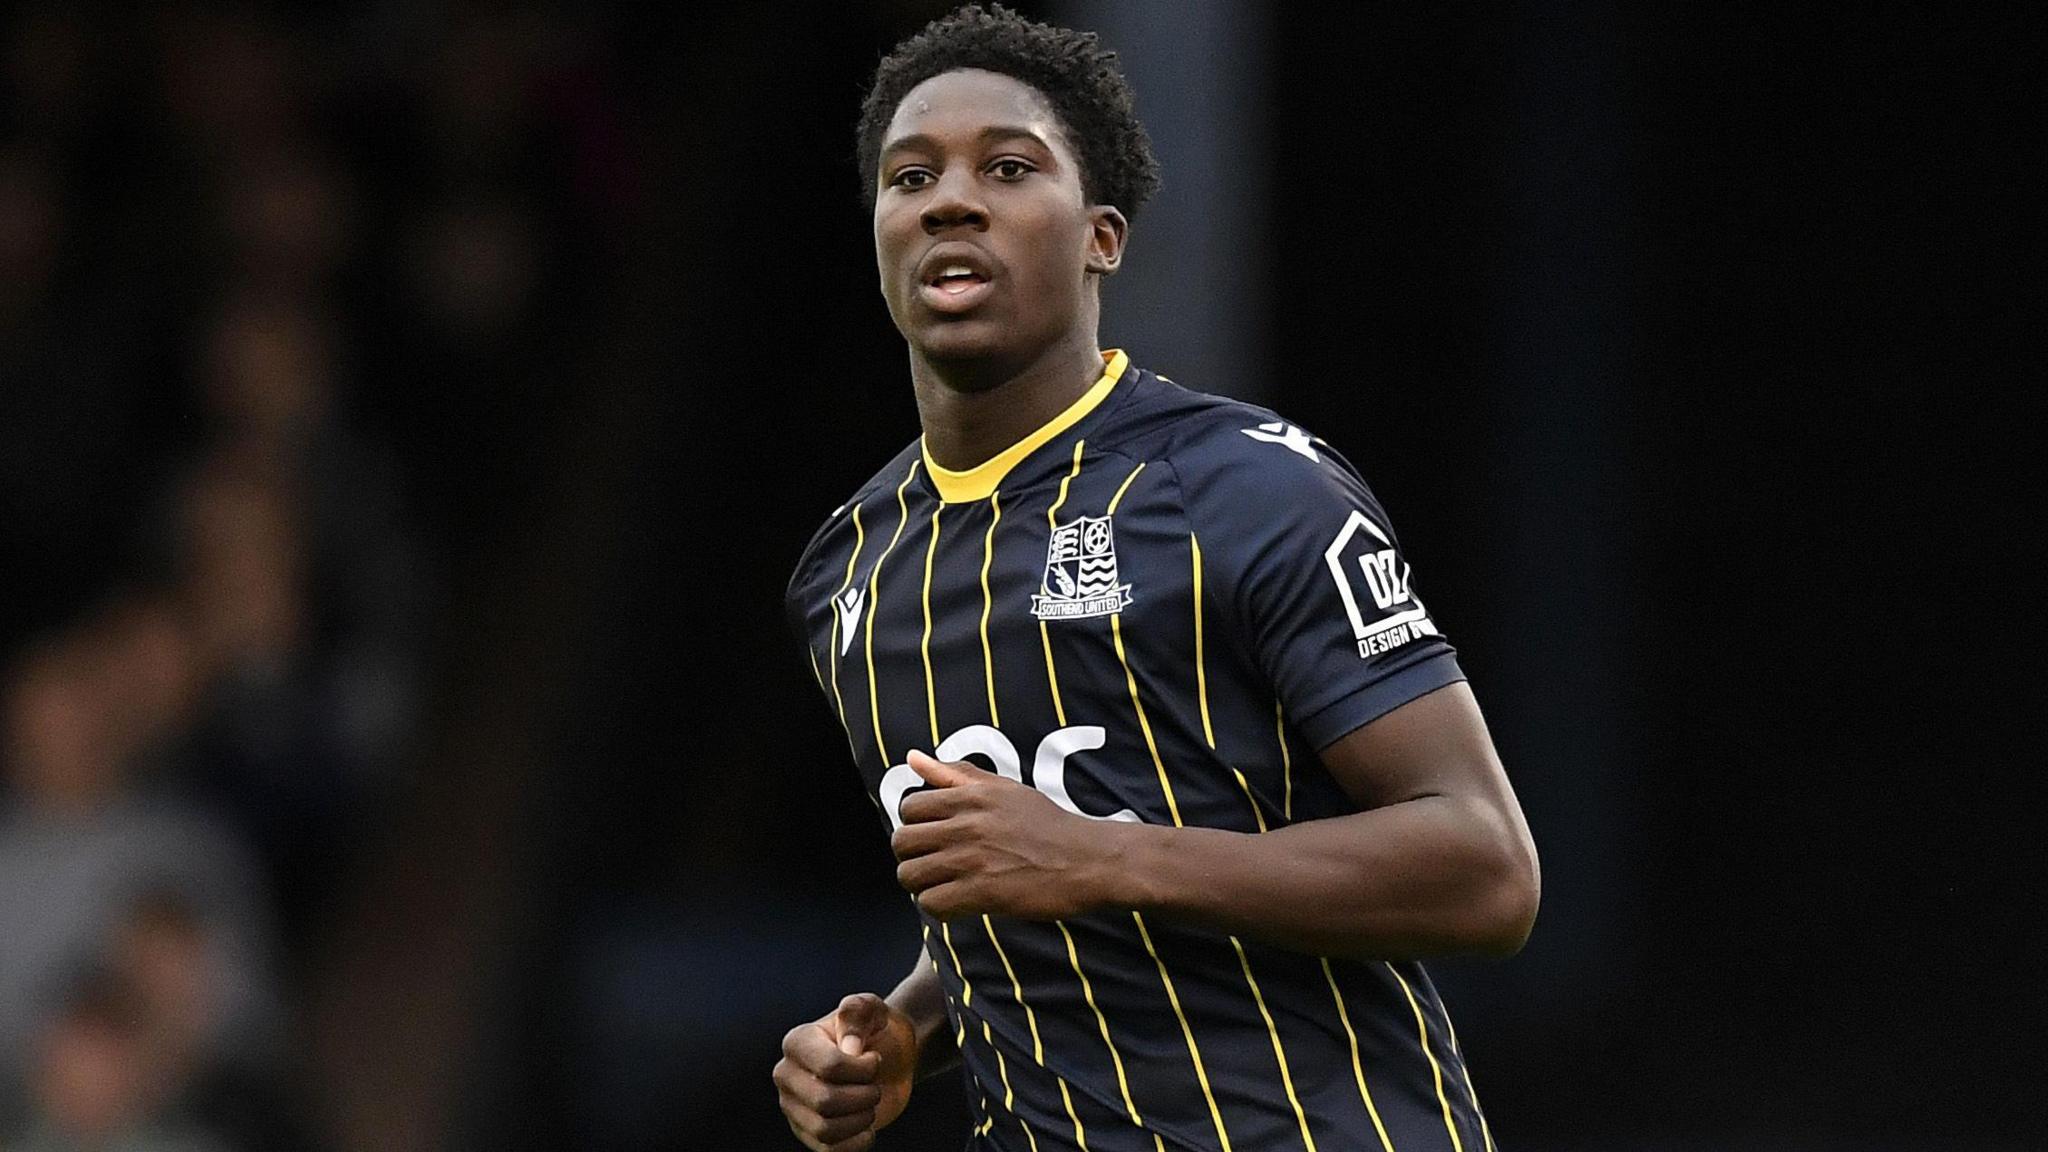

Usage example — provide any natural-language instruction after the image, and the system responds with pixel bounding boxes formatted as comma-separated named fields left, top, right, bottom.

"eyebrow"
left=879, top=125, right=1053, bottom=161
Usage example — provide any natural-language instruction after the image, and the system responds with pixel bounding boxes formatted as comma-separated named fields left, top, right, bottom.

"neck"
left=911, top=327, right=1106, bottom=471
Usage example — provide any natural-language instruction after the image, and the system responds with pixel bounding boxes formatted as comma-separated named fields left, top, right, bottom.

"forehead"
left=882, top=68, right=1070, bottom=154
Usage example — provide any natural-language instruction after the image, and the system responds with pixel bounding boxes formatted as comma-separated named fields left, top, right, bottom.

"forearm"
left=1100, top=793, right=1539, bottom=961
left=885, top=948, right=959, bottom=1080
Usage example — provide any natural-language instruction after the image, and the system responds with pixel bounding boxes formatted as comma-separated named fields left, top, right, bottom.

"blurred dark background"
left=0, top=2, right=2033, bottom=1150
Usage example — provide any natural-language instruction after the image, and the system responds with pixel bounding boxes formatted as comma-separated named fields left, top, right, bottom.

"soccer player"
left=774, top=6, right=1539, bottom=1151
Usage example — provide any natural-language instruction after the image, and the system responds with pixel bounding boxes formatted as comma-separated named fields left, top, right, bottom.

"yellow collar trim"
left=921, top=349, right=1129, bottom=504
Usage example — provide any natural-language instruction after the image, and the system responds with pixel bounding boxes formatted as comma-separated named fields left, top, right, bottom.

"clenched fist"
left=890, top=750, right=1129, bottom=921
left=773, top=993, right=918, bottom=1151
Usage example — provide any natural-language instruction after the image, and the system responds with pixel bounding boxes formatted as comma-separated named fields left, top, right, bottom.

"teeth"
left=943, top=265, right=973, bottom=278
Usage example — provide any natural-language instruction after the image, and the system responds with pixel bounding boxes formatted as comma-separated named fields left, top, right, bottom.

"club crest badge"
left=1032, top=514, right=1134, bottom=621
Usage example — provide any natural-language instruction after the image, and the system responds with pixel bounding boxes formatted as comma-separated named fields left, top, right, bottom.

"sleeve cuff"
left=1296, top=649, right=1467, bottom=751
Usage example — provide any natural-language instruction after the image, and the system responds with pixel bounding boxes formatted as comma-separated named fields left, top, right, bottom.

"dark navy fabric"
left=787, top=359, right=1495, bottom=1152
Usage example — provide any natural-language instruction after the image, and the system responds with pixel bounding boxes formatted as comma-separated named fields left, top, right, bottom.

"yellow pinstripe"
left=1038, top=442, right=1086, bottom=726
left=979, top=1020, right=1041, bottom=1150
left=1035, top=444, right=1146, bottom=1132
left=1132, top=910, right=1232, bottom=1152
left=806, top=646, right=824, bottom=691
left=958, top=508, right=1093, bottom=1149
left=1276, top=700, right=1295, bottom=822
left=1441, top=1002, right=1497, bottom=1152
left=924, top=924, right=966, bottom=1047
left=1106, top=462, right=1146, bottom=513
left=1106, top=465, right=1230, bottom=1147
left=983, top=920, right=1045, bottom=1063
left=1110, top=617, right=1182, bottom=826
left=827, top=505, right=866, bottom=731
left=1389, top=964, right=1466, bottom=1152
left=920, top=506, right=942, bottom=745
left=1321, top=959, right=1397, bottom=1152
left=941, top=924, right=974, bottom=1007
left=1191, top=536, right=1216, bottom=747
left=1055, top=920, right=1144, bottom=1125
left=1191, top=529, right=1317, bottom=1152
left=980, top=491, right=1004, bottom=725
left=1230, top=939, right=1320, bottom=1152
left=982, top=915, right=1091, bottom=1150
left=864, top=463, right=919, bottom=766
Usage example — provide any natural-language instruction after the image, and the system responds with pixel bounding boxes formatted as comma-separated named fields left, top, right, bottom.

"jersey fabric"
left=786, top=350, right=1497, bottom=1152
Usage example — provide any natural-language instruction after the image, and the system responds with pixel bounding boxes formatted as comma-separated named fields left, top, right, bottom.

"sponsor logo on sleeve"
left=1324, top=510, right=1438, bottom=658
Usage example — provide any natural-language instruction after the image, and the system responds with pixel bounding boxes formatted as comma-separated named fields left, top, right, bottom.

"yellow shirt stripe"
left=920, top=506, right=943, bottom=746
left=828, top=505, right=866, bottom=733
left=1321, top=959, right=1398, bottom=1152
left=923, top=485, right=1089, bottom=1148
left=1133, top=910, right=1233, bottom=1152
left=982, top=1019, right=1041, bottom=1150
left=1105, top=465, right=1231, bottom=1146
left=1038, top=441, right=1087, bottom=726
left=1231, top=938, right=1320, bottom=1152
left=1390, top=963, right=1466, bottom=1152
left=940, top=922, right=975, bottom=1010
left=1276, top=700, right=1295, bottom=822
left=1441, top=1001, right=1497, bottom=1152
left=1056, top=920, right=1144, bottom=1126
left=1190, top=529, right=1318, bottom=1152
left=864, top=463, right=919, bottom=765
left=1034, top=444, right=1146, bottom=1130
left=1191, top=536, right=1216, bottom=748
left=1110, top=616, right=1182, bottom=827
left=980, top=491, right=1004, bottom=726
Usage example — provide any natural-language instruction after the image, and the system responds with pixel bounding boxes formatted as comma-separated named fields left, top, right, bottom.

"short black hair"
left=857, top=4, right=1161, bottom=219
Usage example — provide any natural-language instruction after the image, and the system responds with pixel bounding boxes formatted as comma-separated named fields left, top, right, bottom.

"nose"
left=920, top=168, right=988, bottom=234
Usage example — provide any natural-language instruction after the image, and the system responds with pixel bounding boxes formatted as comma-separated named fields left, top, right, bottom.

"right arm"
left=773, top=950, right=957, bottom=1151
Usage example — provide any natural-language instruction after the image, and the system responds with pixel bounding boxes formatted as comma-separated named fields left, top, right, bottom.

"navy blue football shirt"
left=787, top=350, right=1496, bottom=1152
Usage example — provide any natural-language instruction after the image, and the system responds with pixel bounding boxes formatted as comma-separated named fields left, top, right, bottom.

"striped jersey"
left=785, top=350, right=1497, bottom=1152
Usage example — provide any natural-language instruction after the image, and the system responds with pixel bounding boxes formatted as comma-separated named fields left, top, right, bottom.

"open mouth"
left=918, top=260, right=994, bottom=313
left=926, top=264, right=990, bottom=296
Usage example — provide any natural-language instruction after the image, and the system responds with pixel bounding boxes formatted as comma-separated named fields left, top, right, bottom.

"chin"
left=909, top=317, right=1018, bottom=368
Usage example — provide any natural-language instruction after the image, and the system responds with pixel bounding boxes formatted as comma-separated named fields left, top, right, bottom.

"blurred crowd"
left=1, top=5, right=603, bottom=1148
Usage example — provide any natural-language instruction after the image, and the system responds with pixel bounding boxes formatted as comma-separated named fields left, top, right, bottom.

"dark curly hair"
left=856, top=4, right=1161, bottom=219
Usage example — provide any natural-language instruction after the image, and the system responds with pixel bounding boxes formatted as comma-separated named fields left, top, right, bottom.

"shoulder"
left=785, top=438, right=923, bottom=603
left=1096, top=367, right=1375, bottom=509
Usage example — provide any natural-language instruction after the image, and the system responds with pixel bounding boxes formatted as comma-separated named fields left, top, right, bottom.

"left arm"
left=891, top=680, right=1539, bottom=961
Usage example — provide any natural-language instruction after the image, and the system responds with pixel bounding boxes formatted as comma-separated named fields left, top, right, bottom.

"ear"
left=1084, top=205, right=1129, bottom=277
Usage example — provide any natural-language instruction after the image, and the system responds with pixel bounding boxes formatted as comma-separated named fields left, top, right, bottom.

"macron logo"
left=834, top=586, right=866, bottom=655
left=1242, top=421, right=1319, bottom=462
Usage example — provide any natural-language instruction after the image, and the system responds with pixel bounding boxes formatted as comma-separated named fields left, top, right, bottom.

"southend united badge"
left=1031, top=514, right=1133, bottom=621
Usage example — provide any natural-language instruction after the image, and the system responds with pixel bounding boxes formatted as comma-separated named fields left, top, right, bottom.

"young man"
left=776, top=7, right=1538, bottom=1151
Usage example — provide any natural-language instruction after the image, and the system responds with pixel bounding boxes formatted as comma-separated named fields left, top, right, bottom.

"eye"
left=988, top=158, right=1035, bottom=181
left=889, top=167, right=935, bottom=190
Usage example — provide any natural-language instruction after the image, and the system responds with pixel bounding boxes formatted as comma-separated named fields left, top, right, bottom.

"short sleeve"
left=1176, top=426, right=1464, bottom=749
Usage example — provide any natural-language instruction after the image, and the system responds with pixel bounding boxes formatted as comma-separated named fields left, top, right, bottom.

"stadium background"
left=0, top=2, right=2030, bottom=1150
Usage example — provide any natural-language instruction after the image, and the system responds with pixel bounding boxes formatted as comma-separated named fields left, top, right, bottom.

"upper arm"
left=1175, top=426, right=1463, bottom=750
left=1316, top=680, right=1517, bottom=816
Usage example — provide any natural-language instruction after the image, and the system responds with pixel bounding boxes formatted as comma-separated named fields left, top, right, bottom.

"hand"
left=773, top=993, right=918, bottom=1152
left=890, top=750, right=1122, bottom=920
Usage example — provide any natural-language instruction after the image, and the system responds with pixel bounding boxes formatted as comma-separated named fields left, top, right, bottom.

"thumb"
left=832, top=993, right=889, bottom=1056
left=907, top=749, right=977, bottom=788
